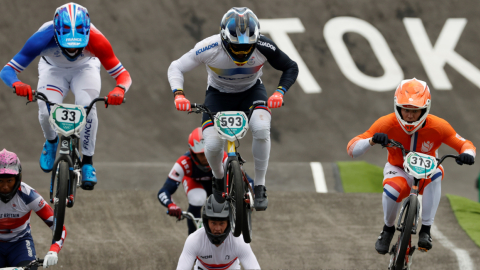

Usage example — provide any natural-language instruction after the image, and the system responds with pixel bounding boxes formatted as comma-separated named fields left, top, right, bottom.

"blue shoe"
left=81, top=164, right=97, bottom=190
left=39, top=138, right=58, bottom=173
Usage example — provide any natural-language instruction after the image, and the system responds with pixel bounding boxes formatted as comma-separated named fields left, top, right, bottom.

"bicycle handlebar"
left=190, top=101, right=278, bottom=122
left=28, top=90, right=125, bottom=116
left=385, top=139, right=459, bottom=166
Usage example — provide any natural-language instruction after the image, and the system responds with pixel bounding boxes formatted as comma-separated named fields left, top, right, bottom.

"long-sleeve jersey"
left=0, top=21, right=132, bottom=91
left=168, top=34, right=298, bottom=93
left=158, top=151, right=249, bottom=207
left=0, top=183, right=66, bottom=253
left=177, top=228, right=260, bottom=270
left=347, top=113, right=476, bottom=167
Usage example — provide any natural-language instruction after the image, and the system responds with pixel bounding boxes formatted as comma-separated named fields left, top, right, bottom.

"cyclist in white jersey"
left=177, top=195, right=260, bottom=270
left=168, top=7, right=298, bottom=211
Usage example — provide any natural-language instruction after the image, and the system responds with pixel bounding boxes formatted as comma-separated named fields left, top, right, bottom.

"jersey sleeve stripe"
left=202, top=120, right=213, bottom=131
left=107, top=63, right=123, bottom=74
left=9, top=60, right=25, bottom=72
left=111, top=67, right=126, bottom=78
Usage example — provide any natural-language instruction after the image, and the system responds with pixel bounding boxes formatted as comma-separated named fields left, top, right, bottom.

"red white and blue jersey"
left=0, top=21, right=131, bottom=91
left=168, top=151, right=228, bottom=183
left=0, top=183, right=66, bottom=253
left=176, top=228, right=260, bottom=270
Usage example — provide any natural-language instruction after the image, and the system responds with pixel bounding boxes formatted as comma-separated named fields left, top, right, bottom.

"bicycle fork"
left=224, top=141, right=254, bottom=208
left=49, top=136, right=78, bottom=208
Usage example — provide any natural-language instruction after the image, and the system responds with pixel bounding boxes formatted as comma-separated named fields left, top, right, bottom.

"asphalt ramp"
left=28, top=190, right=480, bottom=269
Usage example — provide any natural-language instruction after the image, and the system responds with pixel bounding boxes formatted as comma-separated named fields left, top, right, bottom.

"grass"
left=446, top=194, right=480, bottom=248
left=337, top=161, right=383, bottom=193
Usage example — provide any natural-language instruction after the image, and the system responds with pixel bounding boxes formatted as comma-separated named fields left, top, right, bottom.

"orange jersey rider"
left=347, top=78, right=475, bottom=255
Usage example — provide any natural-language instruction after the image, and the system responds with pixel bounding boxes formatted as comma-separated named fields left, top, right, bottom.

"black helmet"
left=0, top=149, right=22, bottom=204
left=220, top=7, right=260, bottom=66
left=202, top=195, right=231, bottom=245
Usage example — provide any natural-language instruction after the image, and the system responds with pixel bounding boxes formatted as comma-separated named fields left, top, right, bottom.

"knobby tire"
left=394, top=197, right=417, bottom=270
left=228, top=160, right=244, bottom=237
left=242, top=190, right=252, bottom=243
left=53, top=161, right=68, bottom=241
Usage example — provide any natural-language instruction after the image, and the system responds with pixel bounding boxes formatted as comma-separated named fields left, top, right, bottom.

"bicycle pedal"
left=418, top=247, right=428, bottom=253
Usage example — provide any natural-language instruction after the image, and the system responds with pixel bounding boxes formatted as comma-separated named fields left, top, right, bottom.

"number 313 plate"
left=214, top=111, right=249, bottom=142
left=403, top=152, right=438, bottom=179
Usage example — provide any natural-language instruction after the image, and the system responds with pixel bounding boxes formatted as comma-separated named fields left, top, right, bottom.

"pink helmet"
left=0, top=149, right=22, bottom=204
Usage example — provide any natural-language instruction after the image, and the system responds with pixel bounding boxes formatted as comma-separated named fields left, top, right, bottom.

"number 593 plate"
left=403, top=152, right=438, bottom=179
left=214, top=111, right=249, bottom=142
left=48, top=104, right=87, bottom=137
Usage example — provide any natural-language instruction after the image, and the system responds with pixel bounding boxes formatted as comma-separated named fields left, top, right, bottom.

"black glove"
left=372, top=133, right=389, bottom=146
left=456, top=153, right=475, bottom=165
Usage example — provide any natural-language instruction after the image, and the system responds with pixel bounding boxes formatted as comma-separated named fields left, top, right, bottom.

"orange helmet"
left=394, top=78, right=431, bottom=135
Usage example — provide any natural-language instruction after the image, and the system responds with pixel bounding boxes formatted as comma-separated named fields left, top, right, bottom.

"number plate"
left=48, top=104, right=87, bottom=137
left=403, top=152, right=438, bottom=179
left=214, top=111, right=249, bottom=141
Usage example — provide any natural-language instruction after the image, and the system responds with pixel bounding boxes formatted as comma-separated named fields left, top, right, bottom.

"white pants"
left=203, top=109, right=271, bottom=186
left=382, top=162, right=443, bottom=227
left=37, top=58, right=101, bottom=156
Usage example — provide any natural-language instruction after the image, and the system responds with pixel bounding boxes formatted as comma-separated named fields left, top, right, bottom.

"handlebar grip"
left=104, top=97, right=126, bottom=104
left=191, top=103, right=197, bottom=109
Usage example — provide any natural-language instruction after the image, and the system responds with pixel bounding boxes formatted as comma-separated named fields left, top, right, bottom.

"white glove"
left=43, top=251, right=58, bottom=268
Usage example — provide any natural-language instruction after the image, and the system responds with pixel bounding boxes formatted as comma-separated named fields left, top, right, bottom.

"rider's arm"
left=27, top=190, right=66, bottom=253
left=440, top=120, right=476, bottom=157
left=347, top=115, right=391, bottom=158
left=85, top=25, right=132, bottom=92
left=256, top=35, right=299, bottom=93
left=157, top=178, right=180, bottom=207
left=0, top=22, right=53, bottom=87
left=176, top=233, right=199, bottom=270
left=235, top=239, right=261, bottom=270
left=168, top=39, right=209, bottom=92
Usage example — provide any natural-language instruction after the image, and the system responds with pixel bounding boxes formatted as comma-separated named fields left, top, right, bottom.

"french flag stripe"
left=6, top=64, right=21, bottom=73
left=47, top=84, right=63, bottom=92
left=108, top=63, right=123, bottom=74
left=9, top=60, right=24, bottom=71
left=111, top=67, right=125, bottom=77
left=197, top=257, right=237, bottom=270
left=47, top=88, right=63, bottom=96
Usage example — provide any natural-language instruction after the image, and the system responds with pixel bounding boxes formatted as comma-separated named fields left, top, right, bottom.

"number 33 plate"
left=214, top=111, right=249, bottom=141
left=49, top=104, right=87, bottom=137
left=403, top=152, right=438, bottom=179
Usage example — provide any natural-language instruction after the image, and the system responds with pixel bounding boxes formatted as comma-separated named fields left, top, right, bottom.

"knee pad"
left=203, top=127, right=224, bottom=152
left=250, top=110, right=271, bottom=141
left=252, top=129, right=270, bottom=141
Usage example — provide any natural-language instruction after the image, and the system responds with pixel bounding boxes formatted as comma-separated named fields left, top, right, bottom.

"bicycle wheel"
left=228, top=160, right=244, bottom=237
left=242, top=196, right=252, bottom=243
left=53, top=161, right=68, bottom=241
left=394, top=197, right=417, bottom=270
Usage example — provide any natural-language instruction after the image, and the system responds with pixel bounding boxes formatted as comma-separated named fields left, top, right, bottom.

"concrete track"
left=0, top=0, right=479, bottom=269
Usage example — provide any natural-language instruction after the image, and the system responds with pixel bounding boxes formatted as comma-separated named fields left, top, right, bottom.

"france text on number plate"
left=49, top=104, right=87, bottom=137
left=214, top=112, right=248, bottom=141
left=405, top=152, right=437, bottom=178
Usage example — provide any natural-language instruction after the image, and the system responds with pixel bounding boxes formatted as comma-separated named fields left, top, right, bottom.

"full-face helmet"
left=220, top=7, right=260, bottom=66
left=394, top=78, right=431, bottom=135
left=53, top=3, right=91, bottom=61
left=202, top=195, right=231, bottom=245
left=0, top=149, right=22, bottom=204
left=189, top=127, right=210, bottom=172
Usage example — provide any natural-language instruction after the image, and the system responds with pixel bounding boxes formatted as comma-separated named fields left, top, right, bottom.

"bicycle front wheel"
left=228, top=160, right=244, bottom=237
left=394, top=197, right=417, bottom=270
left=53, top=161, right=68, bottom=241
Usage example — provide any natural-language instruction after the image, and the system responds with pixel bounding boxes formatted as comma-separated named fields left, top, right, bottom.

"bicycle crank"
left=244, top=191, right=254, bottom=209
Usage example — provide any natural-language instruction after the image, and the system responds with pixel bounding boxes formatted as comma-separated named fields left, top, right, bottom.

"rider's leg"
left=249, top=108, right=271, bottom=211
left=418, top=167, right=444, bottom=250
left=376, top=163, right=411, bottom=254
left=184, top=176, right=207, bottom=234
left=203, top=127, right=226, bottom=202
left=37, top=61, right=70, bottom=172
left=7, top=235, right=36, bottom=267
left=202, top=127, right=225, bottom=179
left=70, top=59, right=101, bottom=189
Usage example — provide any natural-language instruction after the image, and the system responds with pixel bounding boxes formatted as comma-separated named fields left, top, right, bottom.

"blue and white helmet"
left=220, top=7, right=260, bottom=66
left=53, top=3, right=90, bottom=61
